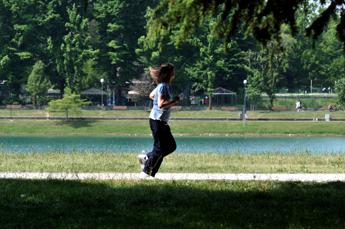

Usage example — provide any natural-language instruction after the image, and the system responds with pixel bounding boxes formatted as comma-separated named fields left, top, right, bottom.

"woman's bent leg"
left=150, top=123, right=176, bottom=177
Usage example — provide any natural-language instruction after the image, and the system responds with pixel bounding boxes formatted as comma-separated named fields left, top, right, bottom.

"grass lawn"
left=1, top=179, right=345, bottom=228
left=1, top=119, right=345, bottom=136
left=1, top=153, right=345, bottom=173
left=1, top=108, right=345, bottom=119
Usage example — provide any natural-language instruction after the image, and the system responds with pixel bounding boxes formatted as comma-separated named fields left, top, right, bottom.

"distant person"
left=204, top=96, right=209, bottom=105
left=328, top=104, right=334, bottom=112
left=137, top=63, right=179, bottom=178
left=296, top=100, right=302, bottom=112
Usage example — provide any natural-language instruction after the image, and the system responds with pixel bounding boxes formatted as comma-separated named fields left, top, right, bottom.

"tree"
left=185, top=21, right=244, bottom=109
left=48, top=87, right=90, bottom=120
left=185, top=32, right=217, bottom=110
left=336, top=78, right=345, bottom=109
left=242, top=25, right=294, bottom=110
left=245, top=77, right=262, bottom=111
left=144, top=0, right=345, bottom=50
left=301, top=19, right=345, bottom=91
left=93, top=0, right=157, bottom=105
left=93, top=0, right=127, bottom=104
left=44, top=0, right=91, bottom=97
left=244, top=51, right=263, bottom=110
left=0, top=0, right=39, bottom=99
left=26, top=60, right=51, bottom=108
left=60, top=4, right=96, bottom=93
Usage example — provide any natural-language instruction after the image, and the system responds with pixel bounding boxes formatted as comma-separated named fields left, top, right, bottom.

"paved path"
left=1, top=116, right=344, bottom=121
left=1, top=172, right=345, bottom=182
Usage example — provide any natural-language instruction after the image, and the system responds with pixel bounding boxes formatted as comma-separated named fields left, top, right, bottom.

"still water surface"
left=0, top=136, right=345, bottom=154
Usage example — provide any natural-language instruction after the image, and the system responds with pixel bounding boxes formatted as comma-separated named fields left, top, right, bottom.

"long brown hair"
left=149, top=63, right=175, bottom=84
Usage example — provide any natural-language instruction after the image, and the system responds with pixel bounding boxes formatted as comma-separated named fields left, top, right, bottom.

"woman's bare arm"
left=149, top=89, right=156, bottom=100
left=158, top=95, right=178, bottom=108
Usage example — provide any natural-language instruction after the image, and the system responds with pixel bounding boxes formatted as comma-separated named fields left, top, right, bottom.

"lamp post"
left=242, top=79, right=248, bottom=121
left=0, top=80, right=11, bottom=118
left=100, top=78, right=104, bottom=107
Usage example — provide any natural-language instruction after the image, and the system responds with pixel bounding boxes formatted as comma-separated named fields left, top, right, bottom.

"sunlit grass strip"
left=1, top=108, right=345, bottom=119
left=1, top=152, right=345, bottom=173
left=1, top=120, right=345, bottom=136
left=2, top=172, right=345, bottom=182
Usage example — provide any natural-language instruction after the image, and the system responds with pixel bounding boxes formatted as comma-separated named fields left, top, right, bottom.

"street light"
left=100, top=78, right=104, bottom=107
left=242, top=79, right=248, bottom=121
left=0, top=80, right=7, bottom=104
left=0, top=80, right=11, bottom=118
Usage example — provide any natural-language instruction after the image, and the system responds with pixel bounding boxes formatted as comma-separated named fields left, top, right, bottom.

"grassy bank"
left=1, top=179, right=345, bottom=228
left=1, top=153, right=345, bottom=173
left=1, top=108, right=345, bottom=119
left=1, top=119, right=345, bottom=136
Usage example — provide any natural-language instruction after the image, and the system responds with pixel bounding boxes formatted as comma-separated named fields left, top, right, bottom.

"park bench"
left=221, top=106, right=238, bottom=111
left=6, top=105, right=22, bottom=109
left=171, top=106, right=182, bottom=111
left=272, top=106, right=289, bottom=111
left=112, top=105, right=128, bottom=110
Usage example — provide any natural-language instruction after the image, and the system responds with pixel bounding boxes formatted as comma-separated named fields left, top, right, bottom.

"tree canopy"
left=143, top=0, right=345, bottom=49
left=1, top=0, right=345, bottom=109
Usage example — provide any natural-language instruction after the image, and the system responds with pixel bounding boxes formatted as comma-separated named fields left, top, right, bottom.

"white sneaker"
left=139, top=172, right=154, bottom=179
left=138, top=151, right=148, bottom=170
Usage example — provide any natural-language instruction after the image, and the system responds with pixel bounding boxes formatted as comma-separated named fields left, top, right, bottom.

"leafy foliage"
left=185, top=20, right=245, bottom=109
left=336, top=78, right=345, bottom=109
left=26, top=61, right=51, bottom=107
left=145, top=0, right=345, bottom=49
left=1, top=0, right=345, bottom=109
left=48, top=88, right=90, bottom=119
left=60, top=4, right=96, bottom=93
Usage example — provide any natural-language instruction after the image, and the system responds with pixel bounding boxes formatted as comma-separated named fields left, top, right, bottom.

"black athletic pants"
left=144, top=119, right=176, bottom=177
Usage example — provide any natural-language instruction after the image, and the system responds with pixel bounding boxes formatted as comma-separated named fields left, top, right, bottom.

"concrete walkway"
left=1, top=116, right=344, bottom=121
left=1, top=172, right=345, bottom=182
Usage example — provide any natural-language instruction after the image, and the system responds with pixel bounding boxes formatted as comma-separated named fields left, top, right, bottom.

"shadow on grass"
left=0, top=180, right=345, bottom=228
left=55, top=120, right=96, bottom=129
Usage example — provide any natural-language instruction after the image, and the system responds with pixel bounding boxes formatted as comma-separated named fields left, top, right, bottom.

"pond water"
left=0, top=136, right=345, bottom=154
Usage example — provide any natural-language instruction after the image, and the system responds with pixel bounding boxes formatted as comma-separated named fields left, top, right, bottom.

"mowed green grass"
left=1, top=153, right=345, bottom=173
left=1, top=108, right=345, bottom=119
left=1, top=119, right=345, bottom=136
left=1, top=179, right=345, bottom=228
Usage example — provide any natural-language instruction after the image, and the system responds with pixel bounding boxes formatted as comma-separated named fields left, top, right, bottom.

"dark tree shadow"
left=55, top=119, right=96, bottom=129
left=0, top=180, right=345, bottom=228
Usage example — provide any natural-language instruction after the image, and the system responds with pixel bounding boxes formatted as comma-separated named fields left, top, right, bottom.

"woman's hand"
left=149, top=88, right=156, bottom=100
left=158, top=95, right=179, bottom=108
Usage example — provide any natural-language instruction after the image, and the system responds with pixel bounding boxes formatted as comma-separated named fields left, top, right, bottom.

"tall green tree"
left=301, top=19, right=345, bottom=92
left=0, top=0, right=39, bottom=99
left=60, top=4, right=96, bottom=93
left=93, top=0, right=157, bottom=105
left=185, top=21, right=244, bottom=109
left=245, top=38, right=291, bottom=110
left=26, top=60, right=51, bottom=108
left=44, top=0, right=88, bottom=97
left=93, top=0, right=126, bottom=103
left=336, top=77, right=345, bottom=109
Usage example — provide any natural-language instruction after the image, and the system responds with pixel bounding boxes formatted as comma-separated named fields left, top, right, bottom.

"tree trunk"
left=269, top=95, right=274, bottom=110
left=32, top=95, right=37, bottom=109
left=65, top=109, right=69, bottom=120
left=208, top=92, right=212, bottom=110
